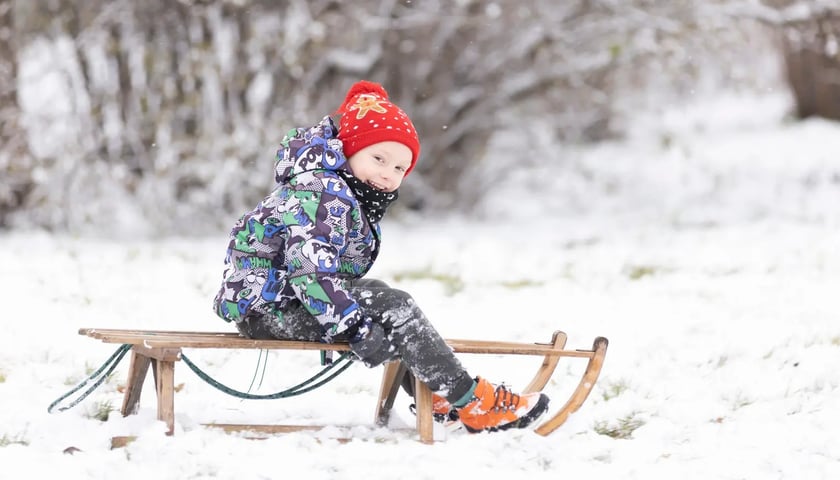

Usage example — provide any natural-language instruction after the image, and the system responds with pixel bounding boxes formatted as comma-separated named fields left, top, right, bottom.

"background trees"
left=0, top=0, right=836, bottom=235
left=772, top=2, right=840, bottom=120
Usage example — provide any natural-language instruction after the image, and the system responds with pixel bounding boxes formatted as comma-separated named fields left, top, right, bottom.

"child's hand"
left=349, top=318, right=395, bottom=367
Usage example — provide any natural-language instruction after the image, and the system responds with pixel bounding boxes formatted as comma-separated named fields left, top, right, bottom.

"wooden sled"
left=78, top=328, right=608, bottom=443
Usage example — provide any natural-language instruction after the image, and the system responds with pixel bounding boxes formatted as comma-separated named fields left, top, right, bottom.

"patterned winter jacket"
left=213, top=116, right=379, bottom=341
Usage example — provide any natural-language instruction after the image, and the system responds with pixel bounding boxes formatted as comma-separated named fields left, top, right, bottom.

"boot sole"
left=463, top=393, right=550, bottom=434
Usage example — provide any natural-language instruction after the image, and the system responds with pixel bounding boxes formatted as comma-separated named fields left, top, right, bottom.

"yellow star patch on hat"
left=349, top=94, right=388, bottom=119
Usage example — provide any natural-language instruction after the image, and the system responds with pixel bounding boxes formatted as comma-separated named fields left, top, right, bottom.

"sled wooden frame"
left=78, top=328, right=608, bottom=444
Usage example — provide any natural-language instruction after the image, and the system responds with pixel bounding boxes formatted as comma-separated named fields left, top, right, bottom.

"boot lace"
left=492, top=384, right=521, bottom=412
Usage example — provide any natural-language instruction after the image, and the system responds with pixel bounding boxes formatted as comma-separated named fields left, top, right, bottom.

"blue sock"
left=452, top=380, right=477, bottom=408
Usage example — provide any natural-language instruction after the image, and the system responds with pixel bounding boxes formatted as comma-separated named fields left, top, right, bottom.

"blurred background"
left=0, top=0, right=837, bottom=237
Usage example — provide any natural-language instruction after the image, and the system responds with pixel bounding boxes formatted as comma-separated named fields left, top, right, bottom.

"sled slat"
left=78, top=328, right=594, bottom=356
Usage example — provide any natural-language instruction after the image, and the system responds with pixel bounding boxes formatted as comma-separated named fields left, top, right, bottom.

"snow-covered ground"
left=1, top=92, right=839, bottom=479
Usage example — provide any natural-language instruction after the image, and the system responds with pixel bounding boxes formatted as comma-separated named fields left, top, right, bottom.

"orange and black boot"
left=410, top=393, right=459, bottom=423
left=457, top=377, right=549, bottom=433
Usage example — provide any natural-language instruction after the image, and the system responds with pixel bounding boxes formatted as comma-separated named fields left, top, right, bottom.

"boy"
left=213, top=80, right=549, bottom=433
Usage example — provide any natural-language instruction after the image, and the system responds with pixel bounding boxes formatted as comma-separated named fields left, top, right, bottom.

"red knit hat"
left=336, top=80, right=421, bottom=175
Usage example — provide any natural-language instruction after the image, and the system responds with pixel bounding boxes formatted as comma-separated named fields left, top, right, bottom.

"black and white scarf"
left=337, top=171, right=399, bottom=224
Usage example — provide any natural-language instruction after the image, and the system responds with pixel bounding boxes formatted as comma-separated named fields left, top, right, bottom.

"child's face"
left=347, top=141, right=412, bottom=192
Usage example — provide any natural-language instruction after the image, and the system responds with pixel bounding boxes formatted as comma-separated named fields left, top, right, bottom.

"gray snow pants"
left=235, top=278, right=476, bottom=402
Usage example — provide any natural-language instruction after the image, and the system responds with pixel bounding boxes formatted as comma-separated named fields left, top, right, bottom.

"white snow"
left=1, top=91, right=839, bottom=479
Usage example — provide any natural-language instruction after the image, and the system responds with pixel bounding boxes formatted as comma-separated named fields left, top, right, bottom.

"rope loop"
left=47, top=343, right=132, bottom=413
left=47, top=344, right=356, bottom=413
left=180, top=351, right=355, bottom=400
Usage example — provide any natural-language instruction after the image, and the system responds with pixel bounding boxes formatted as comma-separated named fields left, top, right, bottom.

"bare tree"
left=730, top=1, right=840, bottom=120
left=3, top=0, right=787, bottom=234
left=779, top=5, right=840, bottom=120
left=0, top=0, right=33, bottom=227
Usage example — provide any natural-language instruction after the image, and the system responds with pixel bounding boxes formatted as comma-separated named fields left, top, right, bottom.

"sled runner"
left=74, top=328, right=607, bottom=443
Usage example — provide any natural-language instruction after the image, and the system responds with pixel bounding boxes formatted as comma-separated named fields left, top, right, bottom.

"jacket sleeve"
left=282, top=177, right=365, bottom=341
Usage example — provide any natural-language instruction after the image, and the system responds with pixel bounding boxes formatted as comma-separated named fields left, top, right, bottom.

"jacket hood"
left=275, top=116, right=348, bottom=185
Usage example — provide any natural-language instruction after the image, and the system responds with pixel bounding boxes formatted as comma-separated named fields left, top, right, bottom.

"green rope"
left=47, top=343, right=132, bottom=413
left=180, top=351, right=355, bottom=400
left=47, top=344, right=356, bottom=413
left=246, top=349, right=269, bottom=394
